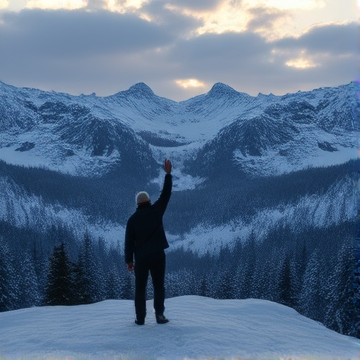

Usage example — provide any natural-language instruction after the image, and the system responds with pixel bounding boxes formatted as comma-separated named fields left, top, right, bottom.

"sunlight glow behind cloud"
left=244, top=0, right=326, bottom=10
left=273, top=49, right=319, bottom=69
left=23, top=0, right=148, bottom=11
left=106, top=0, right=149, bottom=13
left=286, top=57, right=318, bottom=69
left=175, top=79, right=206, bottom=89
left=163, top=0, right=330, bottom=40
left=0, top=0, right=9, bottom=9
left=166, top=2, right=249, bottom=36
left=26, top=0, right=86, bottom=9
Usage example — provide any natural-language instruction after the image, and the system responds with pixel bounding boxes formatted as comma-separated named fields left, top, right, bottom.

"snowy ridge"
left=0, top=177, right=125, bottom=244
left=0, top=166, right=352, bottom=251
left=168, top=175, right=356, bottom=253
left=0, top=80, right=358, bottom=178
left=0, top=296, right=359, bottom=360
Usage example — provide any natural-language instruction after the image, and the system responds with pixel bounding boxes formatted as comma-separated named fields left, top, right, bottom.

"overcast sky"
left=0, top=0, right=358, bottom=101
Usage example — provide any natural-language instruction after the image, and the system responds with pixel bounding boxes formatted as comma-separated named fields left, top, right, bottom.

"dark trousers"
left=134, top=251, right=166, bottom=319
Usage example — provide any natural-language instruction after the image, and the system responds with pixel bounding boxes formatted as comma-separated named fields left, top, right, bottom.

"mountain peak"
left=127, top=82, right=154, bottom=96
left=208, top=82, right=237, bottom=96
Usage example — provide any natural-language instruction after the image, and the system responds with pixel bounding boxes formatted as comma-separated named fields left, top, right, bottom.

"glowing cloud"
left=26, top=0, right=87, bottom=10
left=286, top=57, right=318, bottom=69
left=175, top=79, right=206, bottom=89
left=243, top=0, right=326, bottom=10
left=165, top=2, right=249, bottom=36
left=0, top=0, right=9, bottom=10
left=106, top=0, right=149, bottom=13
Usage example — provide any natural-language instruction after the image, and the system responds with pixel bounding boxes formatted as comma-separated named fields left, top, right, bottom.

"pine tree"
left=324, top=242, right=360, bottom=338
left=216, top=270, right=234, bottom=299
left=277, top=253, right=294, bottom=307
left=251, top=256, right=272, bottom=300
left=200, top=275, right=207, bottom=297
left=73, top=252, right=89, bottom=304
left=44, top=242, right=74, bottom=306
left=120, top=271, right=134, bottom=300
left=298, top=249, right=326, bottom=322
left=33, top=242, right=47, bottom=304
left=0, top=238, right=18, bottom=311
left=79, top=232, right=102, bottom=303
left=237, top=234, right=257, bottom=298
left=262, top=247, right=284, bottom=303
left=290, top=241, right=307, bottom=310
left=106, top=265, right=122, bottom=299
left=18, top=251, right=41, bottom=308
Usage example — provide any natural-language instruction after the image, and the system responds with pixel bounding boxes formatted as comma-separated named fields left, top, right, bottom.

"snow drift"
left=0, top=296, right=359, bottom=360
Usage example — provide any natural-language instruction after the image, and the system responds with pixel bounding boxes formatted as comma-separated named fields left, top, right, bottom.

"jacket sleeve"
left=155, top=174, right=172, bottom=214
left=124, top=220, right=135, bottom=264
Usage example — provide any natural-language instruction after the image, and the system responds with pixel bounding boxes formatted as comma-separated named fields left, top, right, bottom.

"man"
left=125, top=158, right=172, bottom=325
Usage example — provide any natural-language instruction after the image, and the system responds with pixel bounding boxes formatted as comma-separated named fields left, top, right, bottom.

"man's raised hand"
left=164, top=158, right=172, bottom=174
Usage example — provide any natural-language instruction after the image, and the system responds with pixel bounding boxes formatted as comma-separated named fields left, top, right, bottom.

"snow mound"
left=0, top=296, right=359, bottom=360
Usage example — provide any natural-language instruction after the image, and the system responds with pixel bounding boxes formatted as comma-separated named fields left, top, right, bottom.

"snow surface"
left=0, top=296, right=359, bottom=360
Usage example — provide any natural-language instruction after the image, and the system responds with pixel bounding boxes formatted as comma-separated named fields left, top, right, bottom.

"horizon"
left=0, top=77, right=357, bottom=102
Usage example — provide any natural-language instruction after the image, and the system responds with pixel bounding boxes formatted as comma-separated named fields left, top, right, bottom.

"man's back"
left=125, top=172, right=172, bottom=261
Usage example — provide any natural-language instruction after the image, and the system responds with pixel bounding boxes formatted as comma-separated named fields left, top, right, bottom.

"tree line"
left=166, top=221, right=360, bottom=338
left=0, top=228, right=134, bottom=311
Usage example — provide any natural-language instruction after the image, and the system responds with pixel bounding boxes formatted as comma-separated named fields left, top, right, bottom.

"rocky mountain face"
left=0, top=80, right=358, bottom=250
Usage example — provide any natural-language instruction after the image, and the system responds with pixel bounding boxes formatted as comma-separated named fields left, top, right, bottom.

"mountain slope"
left=0, top=80, right=358, bottom=251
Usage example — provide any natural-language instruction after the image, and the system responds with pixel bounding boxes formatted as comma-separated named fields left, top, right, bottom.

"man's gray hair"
left=136, top=191, right=150, bottom=204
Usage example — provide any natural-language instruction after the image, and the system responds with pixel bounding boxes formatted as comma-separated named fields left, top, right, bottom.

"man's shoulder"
left=127, top=211, right=137, bottom=223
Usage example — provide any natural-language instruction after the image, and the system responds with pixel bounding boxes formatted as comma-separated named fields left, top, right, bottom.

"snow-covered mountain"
left=0, top=80, right=358, bottom=249
left=1, top=296, right=359, bottom=360
left=0, top=80, right=357, bottom=177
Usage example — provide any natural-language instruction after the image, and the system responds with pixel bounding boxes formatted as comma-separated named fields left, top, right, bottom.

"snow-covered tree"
left=277, top=253, right=293, bottom=307
left=298, top=249, right=326, bottom=322
left=0, top=238, right=18, bottom=311
left=18, top=251, right=41, bottom=308
left=80, top=232, right=106, bottom=302
left=324, top=242, right=360, bottom=338
left=105, top=265, right=122, bottom=300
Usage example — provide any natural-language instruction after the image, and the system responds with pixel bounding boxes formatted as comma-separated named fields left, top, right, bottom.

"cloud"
left=245, top=0, right=326, bottom=11
left=247, top=6, right=290, bottom=35
left=26, top=0, right=86, bottom=10
left=274, top=22, right=359, bottom=55
left=0, top=9, right=173, bottom=59
left=175, top=78, right=206, bottom=89
left=152, top=0, right=222, bottom=12
left=0, top=0, right=9, bottom=10
left=159, top=21, right=358, bottom=96
left=0, top=6, right=357, bottom=101
left=87, top=0, right=107, bottom=10
left=140, top=0, right=202, bottom=37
